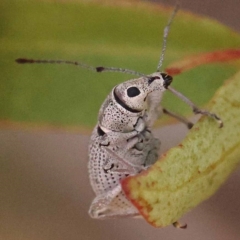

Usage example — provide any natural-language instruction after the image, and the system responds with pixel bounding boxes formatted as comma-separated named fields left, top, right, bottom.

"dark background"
left=1, top=1, right=240, bottom=240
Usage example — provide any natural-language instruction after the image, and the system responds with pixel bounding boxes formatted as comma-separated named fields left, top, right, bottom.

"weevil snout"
left=161, top=73, right=173, bottom=88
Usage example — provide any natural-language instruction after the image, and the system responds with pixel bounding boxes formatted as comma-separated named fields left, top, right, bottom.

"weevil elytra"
left=16, top=4, right=223, bottom=229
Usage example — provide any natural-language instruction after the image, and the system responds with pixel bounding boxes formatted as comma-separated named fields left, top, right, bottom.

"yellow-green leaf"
left=122, top=71, right=240, bottom=227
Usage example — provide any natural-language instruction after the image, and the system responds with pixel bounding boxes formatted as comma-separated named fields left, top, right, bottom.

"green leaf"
left=1, top=0, right=240, bottom=129
left=121, top=71, right=240, bottom=227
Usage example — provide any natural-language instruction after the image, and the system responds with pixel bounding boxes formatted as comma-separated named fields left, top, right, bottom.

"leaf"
left=121, top=71, right=240, bottom=227
left=1, top=0, right=240, bottom=130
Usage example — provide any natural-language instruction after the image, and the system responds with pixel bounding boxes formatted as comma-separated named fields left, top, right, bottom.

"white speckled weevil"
left=16, top=4, right=223, bottom=229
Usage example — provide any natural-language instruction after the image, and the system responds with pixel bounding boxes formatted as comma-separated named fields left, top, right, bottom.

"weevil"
left=16, top=4, right=223, bottom=229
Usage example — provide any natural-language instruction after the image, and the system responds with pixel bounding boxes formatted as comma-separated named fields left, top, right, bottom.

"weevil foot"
left=173, top=221, right=187, bottom=229
left=193, top=108, right=223, bottom=128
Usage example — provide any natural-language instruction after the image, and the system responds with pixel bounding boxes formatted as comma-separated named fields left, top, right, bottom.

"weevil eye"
left=127, top=87, right=141, bottom=97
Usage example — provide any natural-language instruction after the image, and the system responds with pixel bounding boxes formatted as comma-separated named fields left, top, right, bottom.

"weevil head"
left=113, top=72, right=172, bottom=111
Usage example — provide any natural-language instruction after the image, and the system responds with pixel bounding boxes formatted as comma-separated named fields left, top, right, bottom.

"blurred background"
left=1, top=0, right=240, bottom=240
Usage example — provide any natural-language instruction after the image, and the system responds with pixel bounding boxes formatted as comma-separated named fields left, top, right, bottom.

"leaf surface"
left=122, top=71, right=240, bottom=227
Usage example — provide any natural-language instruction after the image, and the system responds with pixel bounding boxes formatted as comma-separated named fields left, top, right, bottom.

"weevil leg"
left=173, top=221, right=187, bottom=229
left=99, top=129, right=140, bottom=150
left=168, top=86, right=223, bottom=128
left=126, top=136, right=142, bottom=150
left=144, top=137, right=161, bottom=166
left=133, top=116, right=146, bottom=132
left=162, top=108, right=194, bottom=129
left=100, top=128, right=157, bottom=172
left=103, top=147, right=143, bottom=174
left=145, top=92, right=163, bottom=128
left=102, top=129, right=162, bottom=173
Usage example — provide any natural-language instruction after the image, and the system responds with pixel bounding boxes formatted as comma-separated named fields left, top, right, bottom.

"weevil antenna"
left=157, top=3, right=180, bottom=72
left=15, top=58, right=146, bottom=77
